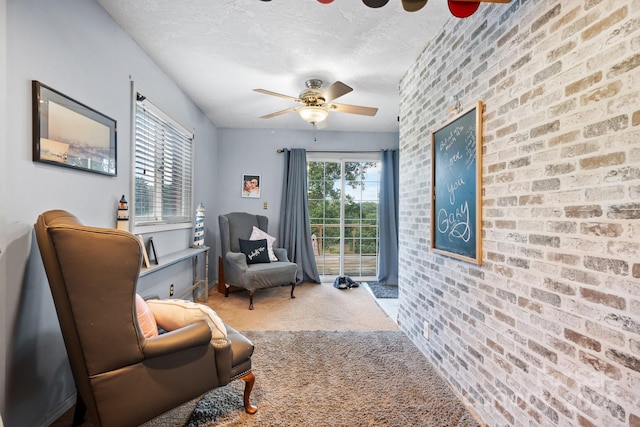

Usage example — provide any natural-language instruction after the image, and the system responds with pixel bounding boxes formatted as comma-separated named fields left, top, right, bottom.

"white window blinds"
left=134, top=94, right=194, bottom=226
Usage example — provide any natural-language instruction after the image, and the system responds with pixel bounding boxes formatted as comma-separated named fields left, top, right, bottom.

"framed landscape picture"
left=32, top=80, right=117, bottom=176
left=242, top=174, right=261, bottom=198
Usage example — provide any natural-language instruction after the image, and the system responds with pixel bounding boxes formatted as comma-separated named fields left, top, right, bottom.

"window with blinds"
left=134, top=94, right=194, bottom=226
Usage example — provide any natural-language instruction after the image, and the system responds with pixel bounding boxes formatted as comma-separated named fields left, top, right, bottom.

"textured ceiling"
left=97, top=0, right=455, bottom=132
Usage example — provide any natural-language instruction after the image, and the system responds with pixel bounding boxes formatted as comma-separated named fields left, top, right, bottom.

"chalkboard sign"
left=431, top=101, right=483, bottom=265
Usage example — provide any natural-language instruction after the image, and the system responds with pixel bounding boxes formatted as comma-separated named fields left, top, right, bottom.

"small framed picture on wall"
left=242, top=174, right=261, bottom=198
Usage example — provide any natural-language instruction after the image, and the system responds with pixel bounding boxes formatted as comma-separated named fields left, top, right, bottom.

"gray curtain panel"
left=377, top=149, right=399, bottom=285
left=278, top=148, right=321, bottom=284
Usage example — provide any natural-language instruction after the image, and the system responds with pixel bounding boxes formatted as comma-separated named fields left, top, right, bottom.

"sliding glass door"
left=307, top=153, right=380, bottom=280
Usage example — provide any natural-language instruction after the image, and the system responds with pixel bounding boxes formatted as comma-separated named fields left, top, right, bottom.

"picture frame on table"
left=137, top=235, right=151, bottom=269
left=32, top=80, right=117, bottom=176
left=241, top=174, right=261, bottom=198
left=148, top=237, right=159, bottom=265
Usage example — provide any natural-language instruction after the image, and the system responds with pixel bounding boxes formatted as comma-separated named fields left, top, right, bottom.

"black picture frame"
left=430, top=101, right=483, bottom=265
left=32, top=80, right=117, bottom=176
left=148, top=237, right=159, bottom=265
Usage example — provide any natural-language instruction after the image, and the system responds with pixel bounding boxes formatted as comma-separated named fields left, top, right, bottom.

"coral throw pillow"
left=135, top=294, right=159, bottom=338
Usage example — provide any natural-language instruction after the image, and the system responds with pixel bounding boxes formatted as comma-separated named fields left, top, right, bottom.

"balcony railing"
left=310, top=222, right=378, bottom=276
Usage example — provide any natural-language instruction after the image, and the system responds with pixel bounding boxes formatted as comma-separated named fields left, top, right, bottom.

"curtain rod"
left=276, top=149, right=382, bottom=154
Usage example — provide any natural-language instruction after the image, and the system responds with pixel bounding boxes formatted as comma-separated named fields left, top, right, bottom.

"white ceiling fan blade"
left=331, top=103, right=378, bottom=116
left=253, top=88, right=299, bottom=102
left=260, top=107, right=296, bottom=119
left=324, top=81, right=353, bottom=103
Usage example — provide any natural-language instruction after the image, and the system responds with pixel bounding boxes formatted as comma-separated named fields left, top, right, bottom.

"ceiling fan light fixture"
left=297, top=106, right=329, bottom=124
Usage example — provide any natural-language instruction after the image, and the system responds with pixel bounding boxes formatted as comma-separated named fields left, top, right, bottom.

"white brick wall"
left=399, top=1, right=640, bottom=426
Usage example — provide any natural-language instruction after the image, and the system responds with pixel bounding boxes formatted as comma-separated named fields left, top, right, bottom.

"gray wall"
left=3, top=0, right=219, bottom=425
left=1, top=1, right=398, bottom=425
left=215, top=128, right=398, bottom=251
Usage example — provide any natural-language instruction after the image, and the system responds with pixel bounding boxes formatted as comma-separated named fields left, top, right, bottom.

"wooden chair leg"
left=290, top=282, right=296, bottom=299
left=218, top=256, right=226, bottom=295
left=240, top=372, right=258, bottom=414
left=248, top=290, right=255, bottom=310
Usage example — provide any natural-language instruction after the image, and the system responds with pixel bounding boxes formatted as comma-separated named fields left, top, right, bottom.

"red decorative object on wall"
left=447, top=0, right=481, bottom=18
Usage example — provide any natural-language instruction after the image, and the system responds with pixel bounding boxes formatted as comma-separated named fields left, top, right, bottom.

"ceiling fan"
left=253, top=79, right=378, bottom=129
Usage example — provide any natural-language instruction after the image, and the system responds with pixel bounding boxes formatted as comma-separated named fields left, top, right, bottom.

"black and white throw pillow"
left=239, top=238, right=270, bottom=264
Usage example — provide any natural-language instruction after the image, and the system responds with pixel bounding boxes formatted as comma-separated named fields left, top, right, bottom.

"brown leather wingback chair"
left=34, top=210, right=257, bottom=427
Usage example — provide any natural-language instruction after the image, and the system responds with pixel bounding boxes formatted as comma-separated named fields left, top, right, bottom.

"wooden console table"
left=140, top=246, right=209, bottom=302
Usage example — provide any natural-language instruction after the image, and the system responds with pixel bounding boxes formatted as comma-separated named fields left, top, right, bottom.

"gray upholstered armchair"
left=35, top=210, right=257, bottom=427
left=218, top=212, right=297, bottom=310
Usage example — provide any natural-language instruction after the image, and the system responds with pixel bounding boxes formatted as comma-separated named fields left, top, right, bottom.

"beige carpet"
left=183, top=330, right=480, bottom=427
left=140, top=283, right=401, bottom=427
left=205, top=282, right=399, bottom=332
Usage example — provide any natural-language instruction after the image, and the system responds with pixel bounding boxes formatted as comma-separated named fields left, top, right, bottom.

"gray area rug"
left=186, top=330, right=479, bottom=427
left=366, top=282, right=399, bottom=299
